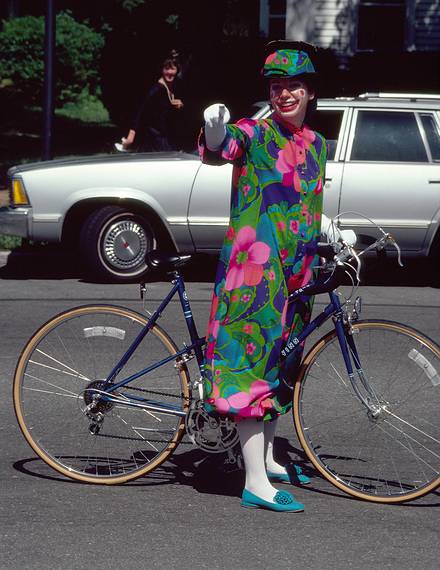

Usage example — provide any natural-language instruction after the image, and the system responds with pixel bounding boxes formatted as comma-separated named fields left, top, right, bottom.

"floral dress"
left=199, top=115, right=327, bottom=421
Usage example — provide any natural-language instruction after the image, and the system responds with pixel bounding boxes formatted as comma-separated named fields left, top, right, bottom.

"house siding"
left=285, top=0, right=355, bottom=54
left=285, top=0, right=440, bottom=54
left=414, top=0, right=440, bottom=50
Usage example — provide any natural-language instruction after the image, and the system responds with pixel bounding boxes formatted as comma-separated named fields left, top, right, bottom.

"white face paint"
left=269, top=78, right=314, bottom=127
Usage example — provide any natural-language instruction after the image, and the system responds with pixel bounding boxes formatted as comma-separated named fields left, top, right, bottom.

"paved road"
left=1, top=257, right=439, bottom=570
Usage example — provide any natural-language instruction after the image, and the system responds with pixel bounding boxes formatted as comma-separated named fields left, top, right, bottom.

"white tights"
left=236, top=417, right=287, bottom=501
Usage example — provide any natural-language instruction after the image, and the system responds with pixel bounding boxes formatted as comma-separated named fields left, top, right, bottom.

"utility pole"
left=42, top=0, right=55, bottom=160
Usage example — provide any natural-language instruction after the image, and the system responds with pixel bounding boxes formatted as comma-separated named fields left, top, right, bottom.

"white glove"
left=203, top=103, right=230, bottom=151
left=321, top=214, right=357, bottom=246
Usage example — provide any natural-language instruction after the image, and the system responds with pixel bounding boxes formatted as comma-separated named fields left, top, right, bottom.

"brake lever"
left=372, top=234, right=404, bottom=267
left=389, top=235, right=404, bottom=267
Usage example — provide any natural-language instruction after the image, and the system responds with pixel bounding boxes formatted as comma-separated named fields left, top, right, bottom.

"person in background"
left=119, top=53, right=184, bottom=152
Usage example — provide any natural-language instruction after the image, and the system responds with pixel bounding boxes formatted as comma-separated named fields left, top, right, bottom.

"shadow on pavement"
left=12, top=436, right=440, bottom=505
left=11, top=437, right=317, bottom=498
left=360, top=257, right=439, bottom=288
left=0, top=246, right=219, bottom=283
left=0, top=245, right=438, bottom=287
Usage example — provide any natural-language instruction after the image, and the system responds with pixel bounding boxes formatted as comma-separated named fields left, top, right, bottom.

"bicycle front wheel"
left=13, top=305, right=190, bottom=484
left=294, top=320, right=440, bottom=503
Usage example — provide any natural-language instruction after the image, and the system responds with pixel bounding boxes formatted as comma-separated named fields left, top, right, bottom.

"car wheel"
left=80, top=206, right=154, bottom=282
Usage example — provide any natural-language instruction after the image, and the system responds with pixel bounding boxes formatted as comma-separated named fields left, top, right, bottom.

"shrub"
left=0, top=235, right=22, bottom=250
left=56, top=91, right=110, bottom=123
left=0, top=11, right=105, bottom=106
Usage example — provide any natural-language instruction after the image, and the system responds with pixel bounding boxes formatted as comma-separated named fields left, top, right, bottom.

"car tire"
left=79, top=205, right=155, bottom=282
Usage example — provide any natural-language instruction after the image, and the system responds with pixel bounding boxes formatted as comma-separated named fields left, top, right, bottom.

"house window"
left=260, top=0, right=286, bottom=38
left=357, top=0, right=406, bottom=51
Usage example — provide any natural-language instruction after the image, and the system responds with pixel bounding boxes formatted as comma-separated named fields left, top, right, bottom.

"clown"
left=199, top=41, right=352, bottom=512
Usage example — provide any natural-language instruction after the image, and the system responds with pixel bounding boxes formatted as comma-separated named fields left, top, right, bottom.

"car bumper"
left=0, top=207, right=30, bottom=238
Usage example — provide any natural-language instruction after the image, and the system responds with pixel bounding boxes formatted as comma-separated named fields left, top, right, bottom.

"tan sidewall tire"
left=13, top=305, right=190, bottom=485
left=293, top=320, right=440, bottom=503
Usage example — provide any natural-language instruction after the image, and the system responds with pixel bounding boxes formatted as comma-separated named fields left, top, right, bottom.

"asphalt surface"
left=1, top=253, right=439, bottom=570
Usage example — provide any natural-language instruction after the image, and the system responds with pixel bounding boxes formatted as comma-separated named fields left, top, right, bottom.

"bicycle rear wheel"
left=294, top=320, right=440, bottom=503
left=13, top=305, right=190, bottom=484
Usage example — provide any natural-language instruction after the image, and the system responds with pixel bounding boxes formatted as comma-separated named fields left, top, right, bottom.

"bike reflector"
left=83, top=326, right=126, bottom=340
left=408, top=349, right=440, bottom=386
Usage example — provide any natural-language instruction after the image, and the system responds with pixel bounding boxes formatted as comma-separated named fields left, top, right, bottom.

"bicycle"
left=13, top=223, right=440, bottom=503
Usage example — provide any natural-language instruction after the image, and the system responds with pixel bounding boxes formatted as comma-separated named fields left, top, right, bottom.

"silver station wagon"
left=1, top=93, right=439, bottom=282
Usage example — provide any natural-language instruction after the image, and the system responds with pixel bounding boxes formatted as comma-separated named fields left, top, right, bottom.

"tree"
left=0, top=10, right=104, bottom=107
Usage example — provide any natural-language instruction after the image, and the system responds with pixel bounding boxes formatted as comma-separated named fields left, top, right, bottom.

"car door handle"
left=325, top=177, right=332, bottom=182
left=428, top=180, right=440, bottom=184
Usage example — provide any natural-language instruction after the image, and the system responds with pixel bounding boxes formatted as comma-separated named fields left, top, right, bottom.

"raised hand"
left=203, top=103, right=231, bottom=150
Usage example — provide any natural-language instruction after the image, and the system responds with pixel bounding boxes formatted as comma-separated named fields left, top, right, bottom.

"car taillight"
left=10, top=178, right=30, bottom=206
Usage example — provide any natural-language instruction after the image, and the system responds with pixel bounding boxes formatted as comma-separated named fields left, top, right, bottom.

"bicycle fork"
left=333, top=313, right=383, bottom=417
left=334, top=315, right=382, bottom=412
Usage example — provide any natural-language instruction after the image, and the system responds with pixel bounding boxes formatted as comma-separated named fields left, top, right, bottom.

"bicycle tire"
left=293, top=319, right=440, bottom=503
left=13, top=305, right=191, bottom=484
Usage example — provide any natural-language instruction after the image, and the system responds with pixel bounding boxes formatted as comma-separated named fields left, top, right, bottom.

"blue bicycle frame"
left=97, top=274, right=206, bottom=418
left=282, top=281, right=377, bottom=412
left=94, top=269, right=375, bottom=418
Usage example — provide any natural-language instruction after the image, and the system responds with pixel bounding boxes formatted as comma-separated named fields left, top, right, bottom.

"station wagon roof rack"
left=358, top=92, right=440, bottom=101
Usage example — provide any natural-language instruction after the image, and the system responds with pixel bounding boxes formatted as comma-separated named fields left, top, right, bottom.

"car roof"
left=320, top=93, right=440, bottom=110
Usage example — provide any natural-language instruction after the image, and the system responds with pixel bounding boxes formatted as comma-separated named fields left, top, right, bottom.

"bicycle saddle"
left=145, top=250, right=193, bottom=272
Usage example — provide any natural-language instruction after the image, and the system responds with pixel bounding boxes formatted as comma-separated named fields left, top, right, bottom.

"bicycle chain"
left=122, top=384, right=191, bottom=402
left=95, top=432, right=192, bottom=444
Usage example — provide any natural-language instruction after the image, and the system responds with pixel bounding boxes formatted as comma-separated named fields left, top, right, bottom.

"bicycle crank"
left=185, top=401, right=239, bottom=453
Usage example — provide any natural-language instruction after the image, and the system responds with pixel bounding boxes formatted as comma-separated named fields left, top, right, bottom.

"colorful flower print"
left=225, top=226, right=271, bottom=291
left=199, top=115, right=326, bottom=420
left=287, top=254, right=315, bottom=292
left=226, top=226, right=235, bottom=241
left=290, top=220, right=299, bottom=233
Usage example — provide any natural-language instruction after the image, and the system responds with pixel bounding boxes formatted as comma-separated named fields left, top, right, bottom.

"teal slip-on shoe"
left=241, top=489, right=304, bottom=512
left=267, top=463, right=311, bottom=485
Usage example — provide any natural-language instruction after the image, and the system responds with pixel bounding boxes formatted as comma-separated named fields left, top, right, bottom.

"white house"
left=259, top=0, right=440, bottom=55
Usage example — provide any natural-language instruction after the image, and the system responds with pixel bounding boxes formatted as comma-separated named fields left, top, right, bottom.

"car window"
left=350, top=110, right=428, bottom=162
left=420, top=113, right=440, bottom=161
left=310, top=109, right=344, bottom=160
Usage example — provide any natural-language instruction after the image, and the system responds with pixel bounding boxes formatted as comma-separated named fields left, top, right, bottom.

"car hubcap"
left=102, top=219, right=148, bottom=272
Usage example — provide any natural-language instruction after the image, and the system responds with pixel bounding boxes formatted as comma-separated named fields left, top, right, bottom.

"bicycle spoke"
left=14, top=306, right=190, bottom=483
left=296, top=321, right=440, bottom=502
left=34, top=349, right=90, bottom=380
left=383, top=409, right=440, bottom=447
left=24, top=372, right=79, bottom=397
left=375, top=422, right=439, bottom=480
left=381, top=419, right=440, bottom=465
left=23, top=386, right=78, bottom=399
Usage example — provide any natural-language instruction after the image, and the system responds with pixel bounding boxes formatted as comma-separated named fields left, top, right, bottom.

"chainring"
left=185, top=401, right=239, bottom=453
